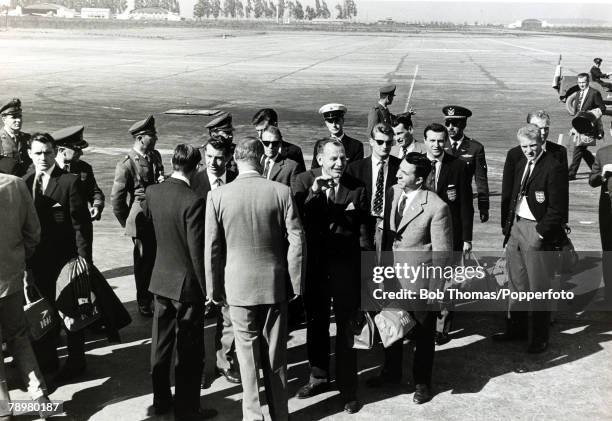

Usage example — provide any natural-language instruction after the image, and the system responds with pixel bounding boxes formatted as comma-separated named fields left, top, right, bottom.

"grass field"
left=2, top=28, right=612, bottom=420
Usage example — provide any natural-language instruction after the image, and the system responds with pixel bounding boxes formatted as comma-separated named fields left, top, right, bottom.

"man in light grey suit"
left=205, top=136, right=306, bottom=421
left=368, top=152, right=452, bottom=405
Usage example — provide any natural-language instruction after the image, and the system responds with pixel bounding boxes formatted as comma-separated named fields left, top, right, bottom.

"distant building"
left=80, top=7, right=110, bottom=19
left=124, top=7, right=180, bottom=21
left=509, top=18, right=551, bottom=29
left=22, top=2, right=75, bottom=17
left=377, top=17, right=394, bottom=25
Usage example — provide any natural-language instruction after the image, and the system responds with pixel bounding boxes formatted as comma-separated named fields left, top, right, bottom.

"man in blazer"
left=391, top=112, right=427, bottom=159
left=25, top=133, right=93, bottom=380
left=589, top=142, right=612, bottom=303
left=347, top=123, right=400, bottom=250
left=293, top=139, right=370, bottom=414
left=422, top=123, right=474, bottom=345
left=312, top=104, right=364, bottom=169
left=442, top=106, right=490, bottom=223
left=142, top=144, right=216, bottom=421
left=367, top=153, right=453, bottom=405
left=568, top=73, right=606, bottom=180
left=205, top=137, right=305, bottom=421
left=261, top=126, right=301, bottom=187
left=191, top=137, right=240, bottom=386
left=504, top=111, right=568, bottom=224
left=496, top=124, right=568, bottom=353
left=252, top=108, right=306, bottom=172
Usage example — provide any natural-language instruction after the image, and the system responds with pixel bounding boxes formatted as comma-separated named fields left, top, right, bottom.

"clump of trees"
left=194, top=0, right=356, bottom=21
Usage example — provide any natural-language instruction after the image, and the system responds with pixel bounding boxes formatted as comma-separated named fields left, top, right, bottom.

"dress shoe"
left=343, top=400, right=360, bottom=414
left=216, top=366, right=240, bottom=384
left=138, top=304, right=153, bottom=317
left=527, top=341, right=549, bottom=354
left=435, top=332, right=451, bottom=345
left=492, top=330, right=527, bottom=342
left=175, top=408, right=218, bottom=420
left=148, top=398, right=173, bottom=416
left=295, top=381, right=329, bottom=399
left=413, top=384, right=432, bottom=404
left=54, top=360, right=86, bottom=384
left=366, top=373, right=401, bottom=388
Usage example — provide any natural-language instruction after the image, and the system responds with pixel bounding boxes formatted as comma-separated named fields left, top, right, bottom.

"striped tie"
left=372, top=160, right=385, bottom=216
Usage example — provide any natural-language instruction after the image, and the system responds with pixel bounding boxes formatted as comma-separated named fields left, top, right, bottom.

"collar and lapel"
left=390, top=189, right=427, bottom=234
left=436, top=154, right=453, bottom=194
left=42, top=166, right=65, bottom=198
left=268, top=157, right=285, bottom=181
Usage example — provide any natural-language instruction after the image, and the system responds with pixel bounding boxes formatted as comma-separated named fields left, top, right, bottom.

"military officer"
left=110, top=115, right=164, bottom=317
left=52, top=125, right=105, bottom=221
left=367, top=84, right=396, bottom=137
left=206, top=112, right=237, bottom=173
left=442, top=105, right=490, bottom=223
left=312, top=103, right=364, bottom=169
left=0, top=98, right=32, bottom=176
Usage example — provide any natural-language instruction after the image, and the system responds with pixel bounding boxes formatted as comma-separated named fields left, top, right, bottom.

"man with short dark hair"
left=0, top=98, right=32, bottom=176
left=251, top=108, right=305, bottom=171
left=367, top=84, right=396, bottom=136
left=591, top=57, right=612, bottom=91
left=206, top=137, right=305, bottom=421
left=391, top=112, right=427, bottom=158
left=261, top=126, right=301, bottom=187
left=312, top=104, right=364, bottom=169
left=143, top=144, right=217, bottom=421
left=293, top=139, right=369, bottom=414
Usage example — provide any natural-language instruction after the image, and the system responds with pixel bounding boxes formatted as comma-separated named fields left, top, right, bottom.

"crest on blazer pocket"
left=447, top=185, right=457, bottom=202
left=535, top=191, right=545, bottom=203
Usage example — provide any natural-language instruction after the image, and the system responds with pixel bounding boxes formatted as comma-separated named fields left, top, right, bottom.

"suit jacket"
left=311, top=134, right=364, bottom=169
left=501, top=151, right=568, bottom=245
left=280, top=141, right=306, bottom=173
left=444, top=136, right=489, bottom=213
left=505, top=142, right=568, bottom=222
left=367, top=104, right=393, bottom=137
left=431, top=154, right=473, bottom=250
left=0, top=174, right=40, bottom=298
left=589, top=144, right=612, bottom=240
left=63, top=159, right=105, bottom=211
left=191, top=169, right=237, bottom=200
left=142, top=178, right=205, bottom=303
left=266, top=156, right=300, bottom=187
left=0, top=128, right=31, bottom=177
left=576, top=86, right=606, bottom=114
left=24, top=166, right=93, bottom=266
left=205, top=173, right=305, bottom=306
left=391, top=141, right=427, bottom=159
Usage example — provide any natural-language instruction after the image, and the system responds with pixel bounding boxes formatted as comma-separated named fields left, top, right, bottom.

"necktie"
left=215, top=178, right=223, bottom=188
left=426, top=160, right=437, bottom=191
left=144, top=154, right=154, bottom=183
left=65, top=162, right=71, bottom=173
left=519, top=160, right=533, bottom=198
left=263, top=159, right=271, bottom=179
left=327, top=185, right=336, bottom=204
left=395, top=194, right=406, bottom=227
left=452, top=142, right=459, bottom=155
left=576, top=89, right=585, bottom=113
left=372, top=160, right=385, bottom=216
left=33, top=172, right=43, bottom=202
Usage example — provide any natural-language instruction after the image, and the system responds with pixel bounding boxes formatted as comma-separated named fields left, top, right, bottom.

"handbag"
left=374, top=309, right=417, bottom=348
left=23, top=284, right=58, bottom=341
left=56, top=257, right=101, bottom=332
left=459, top=251, right=507, bottom=291
left=556, top=235, right=579, bottom=274
left=347, top=311, right=375, bottom=350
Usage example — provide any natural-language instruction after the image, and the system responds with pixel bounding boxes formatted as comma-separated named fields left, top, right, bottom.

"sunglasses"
left=444, top=120, right=464, bottom=127
left=372, top=138, right=393, bottom=146
left=261, top=141, right=281, bottom=147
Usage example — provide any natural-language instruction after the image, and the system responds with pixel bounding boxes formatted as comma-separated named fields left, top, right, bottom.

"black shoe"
left=295, top=381, right=329, bottom=399
left=413, top=384, right=432, bottom=404
left=175, top=408, right=218, bottom=420
left=54, top=360, right=86, bottom=384
left=343, top=400, right=360, bottom=414
left=435, top=332, right=451, bottom=345
left=492, top=330, right=528, bottom=342
left=527, top=341, right=549, bottom=354
left=138, top=304, right=153, bottom=317
left=366, top=373, right=401, bottom=388
left=216, top=366, right=240, bottom=384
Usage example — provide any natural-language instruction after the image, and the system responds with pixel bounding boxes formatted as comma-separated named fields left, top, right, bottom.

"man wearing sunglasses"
left=260, top=126, right=301, bottom=187
left=367, top=84, right=396, bottom=138
left=442, top=105, right=490, bottom=224
left=312, top=103, right=364, bottom=170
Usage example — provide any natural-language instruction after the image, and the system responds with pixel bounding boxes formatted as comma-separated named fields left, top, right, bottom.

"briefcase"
left=347, top=311, right=375, bottom=350
left=23, top=284, right=58, bottom=341
left=374, top=309, right=417, bottom=348
left=56, top=257, right=101, bottom=332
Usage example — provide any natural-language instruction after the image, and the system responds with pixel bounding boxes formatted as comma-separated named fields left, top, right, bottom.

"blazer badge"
left=535, top=191, right=545, bottom=203
left=447, top=185, right=457, bottom=202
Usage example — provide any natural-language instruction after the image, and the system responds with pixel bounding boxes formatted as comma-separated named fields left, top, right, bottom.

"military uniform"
left=367, top=84, right=396, bottom=137
left=0, top=98, right=32, bottom=176
left=110, top=116, right=164, bottom=312
left=312, top=103, right=364, bottom=169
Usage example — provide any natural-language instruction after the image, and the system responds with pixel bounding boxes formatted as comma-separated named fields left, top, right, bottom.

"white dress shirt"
left=207, top=171, right=227, bottom=190
left=515, top=150, right=544, bottom=221
left=34, top=164, right=56, bottom=194
left=398, top=188, right=421, bottom=219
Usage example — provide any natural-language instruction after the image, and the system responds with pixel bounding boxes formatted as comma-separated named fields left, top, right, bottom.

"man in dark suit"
left=568, top=73, right=606, bottom=180
left=261, top=126, right=301, bottom=187
left=0, top=98, right=32, bottom=176
left=25, top=132, right=93, bottom=380
left=191, top=138, right=240, bottom=386
left=252, top=108, right=306, bottom=172
left=496, top=124, right=568, bottom=353
left=367, top=84, right=396, bottom=137
left=347, top=123, right=400, bottom=250
left=442, top=105, right=490, bottom=223
left=293, top=139, right=370, bottom=414
left=312, top=104, right=364, bottom=169
left=142, top=144, right=217, bottom=421
left=591, top=57, right=612, bottom=91
left=206, top=137, right=305, bottom=421
left=589, top=143, right=612, bottom=303
left=367, top=153, right=453, bottom=405
left=422, top=123, right=474, bottom=345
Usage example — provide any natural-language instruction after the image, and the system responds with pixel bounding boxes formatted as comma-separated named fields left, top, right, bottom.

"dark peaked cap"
left=380, top=84, right=396, bottom=95
left=206, top=112, right=233, bottom=131
left=0, top=98, right=23, bottom=116
left=129, top=115, right=156, bottom=136
left=442, top=105, right=472, bottom=119
left=52, top=125, right=89, bottom=149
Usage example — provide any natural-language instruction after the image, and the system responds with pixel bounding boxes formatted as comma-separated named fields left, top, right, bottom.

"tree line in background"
left=194, top=0, right=357, bottom=21
left=134, top=0, right=180, bottom=13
